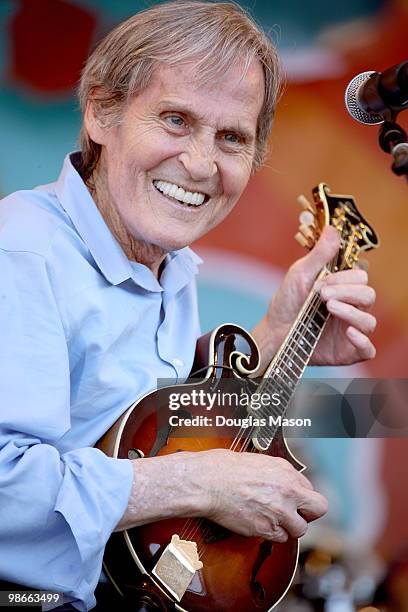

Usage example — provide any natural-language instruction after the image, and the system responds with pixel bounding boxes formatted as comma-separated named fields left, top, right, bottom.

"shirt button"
left=172, top=357, right=184, bottom=367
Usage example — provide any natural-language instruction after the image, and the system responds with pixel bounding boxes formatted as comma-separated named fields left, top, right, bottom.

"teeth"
left=153, top=180, right=206, bottom=206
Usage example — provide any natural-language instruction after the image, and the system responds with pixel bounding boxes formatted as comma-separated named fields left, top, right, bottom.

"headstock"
left=295, top=183, right=380, bottom=270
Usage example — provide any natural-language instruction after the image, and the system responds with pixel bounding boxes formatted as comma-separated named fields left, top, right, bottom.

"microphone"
left=345, top=60, right=408, bottom=124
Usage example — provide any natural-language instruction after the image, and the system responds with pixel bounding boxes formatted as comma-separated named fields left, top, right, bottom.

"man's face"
left=95, top=59, right=264, bottom=253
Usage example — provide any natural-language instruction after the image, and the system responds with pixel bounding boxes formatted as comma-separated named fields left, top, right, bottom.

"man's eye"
left=164, top=115, right=185, bottom=127
left=223, top=133, right=240, bottom=144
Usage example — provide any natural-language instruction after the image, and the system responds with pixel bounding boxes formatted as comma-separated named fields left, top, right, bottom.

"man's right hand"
left=201, top=449, right=328, bottom=542
left=116, top=448, right=328, bottom=542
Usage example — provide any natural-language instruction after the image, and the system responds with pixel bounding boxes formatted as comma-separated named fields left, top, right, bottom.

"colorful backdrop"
left=1, top=0, right=407, bottom=600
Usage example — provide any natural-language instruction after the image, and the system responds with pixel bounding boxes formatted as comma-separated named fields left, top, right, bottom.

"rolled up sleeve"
left=0, top=248, right=133, bottom=611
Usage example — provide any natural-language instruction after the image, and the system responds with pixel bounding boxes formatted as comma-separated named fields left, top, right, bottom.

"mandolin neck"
left=257, top=269, right=331, bottom=416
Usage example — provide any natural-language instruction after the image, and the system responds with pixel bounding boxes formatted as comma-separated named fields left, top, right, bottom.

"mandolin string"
left=225, top=278, right=331, bottom=455
left=192, top=267, right=340, bottom=550
left=186, top=256, right=348, bottom=552
left=179, top=253, right=343, bottom=546
left=184, top=303, right=328, bottom=550
left=179, top=281, right=332, bottom=545
left=189, top=290, right=330, bottom=555
left=236, top=259, right=339, bottom=457
left=178, top=261, right=339, bottom=546
left=180, top=281, right=333, bottom=547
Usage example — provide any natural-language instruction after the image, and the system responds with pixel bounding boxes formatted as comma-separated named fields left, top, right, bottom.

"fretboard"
left=249, top=277, right=331, bottom=448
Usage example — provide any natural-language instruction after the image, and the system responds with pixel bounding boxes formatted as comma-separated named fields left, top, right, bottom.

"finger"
left=297, top=490, right=328, bottom=522
left=262, top=525, right=289, bottom=543
left=326, top=300, right=377, bottom=334
left=320, top=285, right=376, bottom=309
left=296, top=226, right=340, bottom=282
left=278, top=510, right=308, bottom=539
left=315, top=269, right=368, bottom=289
left=346, top=326, right=376, bottom=359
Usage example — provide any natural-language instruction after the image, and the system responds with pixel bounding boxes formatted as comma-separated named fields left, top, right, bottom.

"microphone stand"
left=377, top=60, right=408, bottom=182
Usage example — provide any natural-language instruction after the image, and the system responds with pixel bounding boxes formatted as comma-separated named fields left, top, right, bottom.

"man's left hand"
left=252, top=226, right=376, bottom=370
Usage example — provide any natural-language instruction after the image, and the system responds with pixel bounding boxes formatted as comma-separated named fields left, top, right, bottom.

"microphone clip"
left=378, top=120, right=408, bottom=181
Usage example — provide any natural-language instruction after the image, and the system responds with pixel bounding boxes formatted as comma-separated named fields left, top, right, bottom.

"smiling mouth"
left=153, top=180, right=209, bottom=207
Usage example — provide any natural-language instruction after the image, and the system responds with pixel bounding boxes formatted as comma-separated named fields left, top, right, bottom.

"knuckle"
left=366, top=342, right=376, bottom=359
left=285, top=485, right=299, bottom=499
left=294, top=522, right=308, bottom=538
left=367, top=314, right=377, bottom=334
left=360, top=287, right=376, bottom=308
left=321, top=496, right=329, bottom=515
left=299, top=474, right=313, bottom=490
left=289, top=260, right=302, bottom=275
left=276, top=530, right=289, bottom=543
left=316, top=493, right=329, bottom=515
left=368, top=287, right=376, bottom=304
left=359, top=270, right=369, bottom=284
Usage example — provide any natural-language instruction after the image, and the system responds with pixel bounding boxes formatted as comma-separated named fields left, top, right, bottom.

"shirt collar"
left=53, top=152, right=202, bottom=291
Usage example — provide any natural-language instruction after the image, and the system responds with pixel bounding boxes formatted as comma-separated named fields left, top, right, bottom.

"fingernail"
left=327, top=299, right=340, bottom=311
left=314, top=280, right=324, bottom=292
left=321, top=287, right=334, bottom=299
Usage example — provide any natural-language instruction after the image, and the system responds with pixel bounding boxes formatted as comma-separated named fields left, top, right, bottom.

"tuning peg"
left=299, top=224, right=315, bottom=240
left=299, top=210, right=315, bottom=227
left=295, top=232, right=310, bottom=248
left=297, top=194, right=314, bottom=211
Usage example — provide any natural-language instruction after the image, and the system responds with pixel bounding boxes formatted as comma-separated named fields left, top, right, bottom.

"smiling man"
left=0, top=2, right=377, bottom=611
left=83, top=59, right=263, bottom=272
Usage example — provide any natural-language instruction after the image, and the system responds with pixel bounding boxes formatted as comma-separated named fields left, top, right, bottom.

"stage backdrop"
left=1, top=0, right=407, bottom=567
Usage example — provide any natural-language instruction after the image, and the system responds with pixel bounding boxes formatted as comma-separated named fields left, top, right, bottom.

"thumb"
left=298, top=226, right=340, bottom=281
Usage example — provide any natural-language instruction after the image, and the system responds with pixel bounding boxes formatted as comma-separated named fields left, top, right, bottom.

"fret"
left=303, top=313, right=323, bottom=332
left=262, top=376, right=290, bottom=397
left=274, top=366, right=297, bottom=390
left=257, top=403, right=285, bottom=422
left=262, top=380, right=291, bottom=405
left=251, top=377, right=286, bottom=400
left=292, top=329, right=314, bottom=352
left=253, top=293, right=331, bottom=442
left=280, top=343, right=307, bottom=370
left=263, top=369, right=293, bottom=400
left=254, top=298, right=330, bottom=435
left=297, top=320, right=319, bottom=346
left=314, top=309, right=326, bottom=323
left=274, top=354, right=303, bottom=377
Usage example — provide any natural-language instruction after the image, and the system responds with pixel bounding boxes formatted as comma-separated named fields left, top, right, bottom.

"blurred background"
left=1, top=0, right=407, bottom=609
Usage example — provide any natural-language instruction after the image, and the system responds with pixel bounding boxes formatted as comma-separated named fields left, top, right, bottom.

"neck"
left=89, top=161, right=167, bottom=279
left=250, top=267, right=333, bottom=451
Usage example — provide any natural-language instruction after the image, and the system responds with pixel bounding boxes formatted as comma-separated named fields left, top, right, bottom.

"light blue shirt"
left=0, top=153, right=202, bottom=610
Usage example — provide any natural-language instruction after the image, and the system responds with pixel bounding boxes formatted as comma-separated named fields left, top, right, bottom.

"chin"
left=148, top=226, right=203, bottom=253
left=155, top=236, right=193, bottom=252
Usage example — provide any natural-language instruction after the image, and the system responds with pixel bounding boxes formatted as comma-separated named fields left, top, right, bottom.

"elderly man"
left=0, top=1, right=376, bottom=610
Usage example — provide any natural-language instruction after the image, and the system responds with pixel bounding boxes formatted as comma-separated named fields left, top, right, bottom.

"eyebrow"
left=156, top=99, right=256, bottom=142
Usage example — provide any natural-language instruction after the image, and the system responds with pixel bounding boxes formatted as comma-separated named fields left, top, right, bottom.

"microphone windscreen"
left=345, top=71, right=384, bottom=125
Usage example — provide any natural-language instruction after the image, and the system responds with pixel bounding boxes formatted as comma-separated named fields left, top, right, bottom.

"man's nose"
left=178, top=138, right=218, bottom=181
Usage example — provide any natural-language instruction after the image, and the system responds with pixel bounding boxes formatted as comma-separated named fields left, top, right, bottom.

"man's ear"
left=84, top=97, right=109, bottom=145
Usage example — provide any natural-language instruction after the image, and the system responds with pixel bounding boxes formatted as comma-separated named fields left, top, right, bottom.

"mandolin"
left=97, top=183, right=379, bottom=611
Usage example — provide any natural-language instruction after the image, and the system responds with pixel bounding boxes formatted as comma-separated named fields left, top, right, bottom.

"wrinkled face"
left=91, top=59, right=264, bottom=252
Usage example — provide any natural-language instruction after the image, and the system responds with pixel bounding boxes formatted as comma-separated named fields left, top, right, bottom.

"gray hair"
left=78, top=0, right=283, bottom=182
